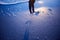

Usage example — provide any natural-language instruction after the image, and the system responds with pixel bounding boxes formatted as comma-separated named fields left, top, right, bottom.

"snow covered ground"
left=0, top=0, right=60, bottom=40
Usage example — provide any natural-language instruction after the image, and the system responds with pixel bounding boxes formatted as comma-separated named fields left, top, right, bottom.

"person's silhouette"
left=29, top=0, right=35, bottom=14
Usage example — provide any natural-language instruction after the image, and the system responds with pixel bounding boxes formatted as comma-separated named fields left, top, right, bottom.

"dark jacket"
left=29, top=0, right=35, bottom=4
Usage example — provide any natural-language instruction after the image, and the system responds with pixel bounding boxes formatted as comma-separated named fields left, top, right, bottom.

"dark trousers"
left=29, top=2, right=35, bottom=13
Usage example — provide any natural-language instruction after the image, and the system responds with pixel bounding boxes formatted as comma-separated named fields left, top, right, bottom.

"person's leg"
left=29, top=2, right=32, bottom=13
left=32, top=3, right=35, bottom=13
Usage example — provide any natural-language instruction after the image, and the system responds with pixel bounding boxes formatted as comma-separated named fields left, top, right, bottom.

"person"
left=29, top=0, right=35, bottom=14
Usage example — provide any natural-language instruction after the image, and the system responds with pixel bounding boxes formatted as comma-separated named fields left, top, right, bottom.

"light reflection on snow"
left=38, top=1, right=44, bottom=4
left=35, top=7, right=53, bottom=16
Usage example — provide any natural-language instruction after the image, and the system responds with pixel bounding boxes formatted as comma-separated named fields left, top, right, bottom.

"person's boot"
left=30, top=12, right=33, bottom=14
